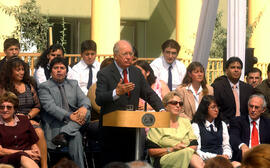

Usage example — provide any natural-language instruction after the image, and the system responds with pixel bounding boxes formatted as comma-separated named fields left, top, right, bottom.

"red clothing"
left=0, top=115, right=39, bottom=167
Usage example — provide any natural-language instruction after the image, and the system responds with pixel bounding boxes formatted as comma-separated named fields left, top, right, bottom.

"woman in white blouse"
left=191, top=95, right=232, bottom=161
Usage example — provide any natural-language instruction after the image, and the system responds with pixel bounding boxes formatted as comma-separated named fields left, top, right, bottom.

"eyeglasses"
left=0, top=105, right=13, bottom=110
left=120, top=52, right=134, bottom=57
left=168, top=101, right=184, bottom=106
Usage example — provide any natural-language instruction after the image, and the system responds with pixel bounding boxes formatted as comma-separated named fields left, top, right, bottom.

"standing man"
left=0, top=38, right=20, bottom=71
left=246, top=67, right=262, bottom=88
left=255, top=64, right=270, bottom=118
left=38, top=57, right=90, bottom=168
left=96, top=40, right=164, bottom=165
left=72, top=40, right=100, bottom=95
left=212, top=57, right=253, bottom=123
left=150, top=39, right=186, bottom=91
left=229, top=94, right=270, bottom=161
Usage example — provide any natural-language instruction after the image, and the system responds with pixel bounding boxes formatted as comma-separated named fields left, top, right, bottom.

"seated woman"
left=176, top=62, right=213, bottom=120
left=134, top=60, right=170, bottom=111
left=0, top=57, right=47, bottom=168
left=0, top=92, right=40, bottom=168
left=34, top=44, right=74, bottom=85
left=191, top=95, right=232, bottom=161
left=146, top=91, right=204, bottom=168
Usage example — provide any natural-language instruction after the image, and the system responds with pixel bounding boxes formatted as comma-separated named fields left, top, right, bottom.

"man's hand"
left=241, top=144, right=250, bottom=158
left=116, top=79, right=135, bottom=96
left=70, top=107, right=88, bottom=125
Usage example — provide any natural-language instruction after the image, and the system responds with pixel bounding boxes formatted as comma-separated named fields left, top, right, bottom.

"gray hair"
left=248, top=94, right=267, bottom=108
left=126, top=161, right=153, bottom=168
left=113, top=40, right=132, bottom=55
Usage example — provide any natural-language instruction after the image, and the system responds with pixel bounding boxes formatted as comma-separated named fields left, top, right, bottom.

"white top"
left=192, top=120, right=232, bottom=160
left=187, top=84, right=202, bottom=111
left=239, top=116, right=260, bottom=149
left=150, top=56, right=186, bottom=90
left=72, top=59, right=100, bottom=95
left=34, top=65, right=75, bottom=86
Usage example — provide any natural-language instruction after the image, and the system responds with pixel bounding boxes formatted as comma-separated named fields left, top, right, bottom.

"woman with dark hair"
left=0, top=57, right=47, bottom=168
left=176, top=62, right=213, bottom=120
left=34, top=44, right=74, bottom=85
left=0, top=91, right=40, bottom=168
left=191, top=95, right=232, bottom=161
left=134, top=60, right=169, bottom=111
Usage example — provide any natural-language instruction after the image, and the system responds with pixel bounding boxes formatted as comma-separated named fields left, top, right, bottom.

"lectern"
left=103, top=110, right=170, bottom=160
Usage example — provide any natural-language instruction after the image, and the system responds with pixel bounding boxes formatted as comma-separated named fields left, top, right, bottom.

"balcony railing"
left=0, top=52, right=268, bottom=84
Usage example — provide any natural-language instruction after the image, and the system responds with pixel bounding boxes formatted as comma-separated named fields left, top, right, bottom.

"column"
left=248, top=0, right=270, bottom=63
left=91, top=0, right=120, bottom=55
left=227, top=0, right=246, bottom=80
left=176, top=0, right=202, bottom=59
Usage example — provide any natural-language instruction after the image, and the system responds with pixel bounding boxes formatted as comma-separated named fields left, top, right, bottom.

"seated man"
left=38, top=57, right=91, bottom=168
left=229, top=94, right=270, bottom=162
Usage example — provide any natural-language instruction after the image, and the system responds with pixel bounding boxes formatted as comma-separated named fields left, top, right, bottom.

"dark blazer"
left=229, top=115, right=270, bottom=161
left=95, top=62, right=164, bottom=164
left=211, top=76, right=253, bottom=123
left=96, top=63, right=164, bottom=119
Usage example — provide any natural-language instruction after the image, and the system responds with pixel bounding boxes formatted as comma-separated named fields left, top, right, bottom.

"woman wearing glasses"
left=191, top=95, right=232, bottom=161
left=146, top=91, right=204, bottom=168
left=176, top=62, right=213, bottom=120
left=0, top=57, right=47, bottom=168
left=0, top=92, right=40, bottom=168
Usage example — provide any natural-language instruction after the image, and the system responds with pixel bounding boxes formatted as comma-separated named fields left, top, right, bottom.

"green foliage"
left=59, top=17, right=67, bottom=52
left=0, top=0, right=52, bottom=52
left=209, top=11, right=227, bottom=58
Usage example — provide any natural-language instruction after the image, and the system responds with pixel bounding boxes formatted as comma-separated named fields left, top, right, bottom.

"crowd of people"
left=0, top=37, right=269, bottom=168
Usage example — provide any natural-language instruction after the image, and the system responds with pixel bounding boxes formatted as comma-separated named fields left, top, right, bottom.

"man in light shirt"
left=150, top=39, right=186, bottom=91
left=229, top=94, right=270, bottom=162
left=72, top=40, right=100, bottom=95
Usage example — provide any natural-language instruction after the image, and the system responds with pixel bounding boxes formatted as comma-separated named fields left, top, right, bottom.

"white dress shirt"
left=192, top=120, right=232, bottom=160
left=187, top=84, right=202, bottom=111
left=150, top=56, right=186, bottom=90
left=34, top=65, right=75, bottom=86
left=72, top=59, right=100, bottom=95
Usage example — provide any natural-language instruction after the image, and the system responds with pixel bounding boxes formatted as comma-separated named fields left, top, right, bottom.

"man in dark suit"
left=229, top=94, right=270, bottom=161
left=96, top=40, right=164, bottom=165
left=212, top=57, right=253, bottom=123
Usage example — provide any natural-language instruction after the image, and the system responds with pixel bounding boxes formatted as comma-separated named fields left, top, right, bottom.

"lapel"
left=259, top=117, right=264, bottom=142
left=245, top=116, right=251, bottom=146
left=223, top=78, right=236, bottom=105
left=186, top=87, right=196, bottom=114
left=111, top=63, right=122, bottom=84
left=48, top=80, right=62, bottom=105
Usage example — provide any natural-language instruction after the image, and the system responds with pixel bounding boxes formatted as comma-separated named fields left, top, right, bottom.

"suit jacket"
left=96, top=63, right=164, bottom=121
left=95, top=63, right=164, bottom=164
left=38, top=78, right=91, bottom=148
left=211, top=76, right=253, bottom=123
left=176, top=84, right=213, bottom=120
left=229, top=115, right=270, bottom=161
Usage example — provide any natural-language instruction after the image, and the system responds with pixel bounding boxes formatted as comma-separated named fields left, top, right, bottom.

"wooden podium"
left=103, top=110, right=170, bottom=160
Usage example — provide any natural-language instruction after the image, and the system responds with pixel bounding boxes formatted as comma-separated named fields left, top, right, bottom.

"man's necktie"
left=251, top=121, right=259, bottom=147
left=123, top=69, right=130, bottom=96
left=232, top=85, right=240, bottom=116
left=58, top=84, right=70, bottom=112
left=168, top=65, right=172, bottom=91
left=87, top=65, right=93, bottom=89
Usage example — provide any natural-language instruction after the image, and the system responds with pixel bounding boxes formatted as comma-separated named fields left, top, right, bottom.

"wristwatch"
left=166, top=147, right=171, bottom=153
